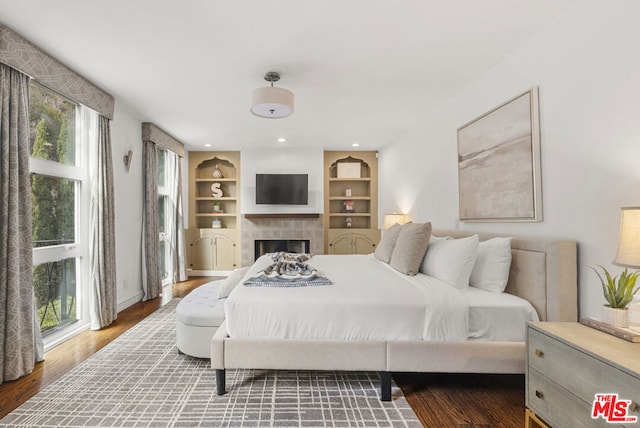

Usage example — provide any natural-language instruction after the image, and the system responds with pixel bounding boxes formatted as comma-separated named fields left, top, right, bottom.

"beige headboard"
left=432, top=229, right=578, bottom=322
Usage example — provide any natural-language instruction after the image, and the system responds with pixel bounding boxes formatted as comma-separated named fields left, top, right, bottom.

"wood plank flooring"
left=0, top=276, right=526, bottom=427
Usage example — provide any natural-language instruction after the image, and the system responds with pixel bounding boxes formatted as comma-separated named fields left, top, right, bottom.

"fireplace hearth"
left=254, top=239, right=311, bottom=260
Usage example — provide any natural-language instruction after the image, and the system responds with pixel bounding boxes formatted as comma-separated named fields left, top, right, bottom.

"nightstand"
left=526, top=322, right=640, bottom=427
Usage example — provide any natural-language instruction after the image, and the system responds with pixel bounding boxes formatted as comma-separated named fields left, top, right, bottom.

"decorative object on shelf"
left=212, top=164, right=223, bottom=178
left=382, top=213, right=409, bottom=230
left=212, top=202, right=222, bottom=213
left=345, top=188, right=352, bottom=197
left=210, top=183, right=223, bottom=198
left=343, top=200, right=354, bottom=212
left=457, top=87, right=542, bottom=222
left=212, top=218, right=222, bottom=229
left=251, top=71, right=295, bottom=119
left=337, top=162, right=361, bottom=178
left=345, top=217, right=352, bottom=228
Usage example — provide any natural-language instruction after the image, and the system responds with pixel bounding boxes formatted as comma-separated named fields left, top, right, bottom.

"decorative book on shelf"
left=580, top=317, right=640, bottom=343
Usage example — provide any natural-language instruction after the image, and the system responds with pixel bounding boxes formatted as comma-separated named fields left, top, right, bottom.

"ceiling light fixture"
left=277, top=137, right=287, bottom=143
left=251, top=71, right=294, bottom=119
left=352, top=142, right=360, bottom=147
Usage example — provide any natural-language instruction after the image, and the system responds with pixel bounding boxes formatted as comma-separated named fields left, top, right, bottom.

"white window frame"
left=30, top=104, right=95, bottom=351
left=157, top=147, right=171, bottom=285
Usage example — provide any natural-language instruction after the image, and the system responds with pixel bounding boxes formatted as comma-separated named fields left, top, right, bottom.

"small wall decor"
left=457, top=87, right=542, bottom=222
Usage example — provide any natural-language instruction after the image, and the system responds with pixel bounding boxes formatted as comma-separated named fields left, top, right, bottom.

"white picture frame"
left=457, top=88, right=542, bottom=222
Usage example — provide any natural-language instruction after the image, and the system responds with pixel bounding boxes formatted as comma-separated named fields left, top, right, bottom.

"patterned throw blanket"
left=243, top=252, right=332, bottom=287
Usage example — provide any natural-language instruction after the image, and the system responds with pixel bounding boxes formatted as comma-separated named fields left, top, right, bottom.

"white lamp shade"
left=251, top=86, right=294, bottom=118
left=383, top=213, right=408, bottom=230
left=614, top=207, right=640, bottom=268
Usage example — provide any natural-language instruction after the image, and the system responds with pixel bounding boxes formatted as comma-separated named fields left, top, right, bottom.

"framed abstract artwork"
left=457, top=87, right=542, bottom=222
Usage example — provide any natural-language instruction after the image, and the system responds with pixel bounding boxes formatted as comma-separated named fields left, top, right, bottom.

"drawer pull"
left=630, top=402, right=638, bottom=412
left=534, top=349, right=544, bottom=358
left=535, top=390, right=544, bottom=400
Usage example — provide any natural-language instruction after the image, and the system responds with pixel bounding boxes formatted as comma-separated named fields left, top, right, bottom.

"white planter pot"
left=602, top=306, right=629, bottom=328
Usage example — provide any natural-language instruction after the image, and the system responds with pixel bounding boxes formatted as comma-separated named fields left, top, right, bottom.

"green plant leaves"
left=590, top=265, right=640, bottom=308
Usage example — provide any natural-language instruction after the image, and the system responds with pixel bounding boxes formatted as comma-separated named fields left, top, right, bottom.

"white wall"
left=241, top=148, right=324, bottom=214
left=110, top=102, right=144, bottom=310
left=379, top=0, right=640, bottom=320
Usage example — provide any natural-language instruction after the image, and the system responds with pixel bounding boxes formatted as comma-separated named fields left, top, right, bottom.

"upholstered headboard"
left=432, top=229, right=578, bottom=322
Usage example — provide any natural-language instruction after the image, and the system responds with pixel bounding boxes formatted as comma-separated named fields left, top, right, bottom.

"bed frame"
left=211, top=229, right=577, bottom=400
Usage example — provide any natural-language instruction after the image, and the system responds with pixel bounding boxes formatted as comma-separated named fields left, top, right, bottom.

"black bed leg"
left=216, top=369, right=226, bottom=396
left=379, top=371, right=392, bottom=401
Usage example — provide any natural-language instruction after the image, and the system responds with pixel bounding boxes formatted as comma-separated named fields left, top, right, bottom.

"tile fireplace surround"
left=240, top=215, right=324, bottom=267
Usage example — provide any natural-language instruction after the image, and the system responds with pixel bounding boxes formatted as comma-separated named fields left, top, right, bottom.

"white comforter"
left=225, top=254, right=468, bottom=341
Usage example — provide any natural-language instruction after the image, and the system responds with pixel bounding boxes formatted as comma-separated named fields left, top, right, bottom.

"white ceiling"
left=0, top=0, right=577, bottom=151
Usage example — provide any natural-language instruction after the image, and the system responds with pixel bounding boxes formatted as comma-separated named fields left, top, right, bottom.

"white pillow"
left=420, top=235, right=479, bottom=289
left=218, top=267, right=250, bottom=299
left=469, top=237, right=512, bottom=293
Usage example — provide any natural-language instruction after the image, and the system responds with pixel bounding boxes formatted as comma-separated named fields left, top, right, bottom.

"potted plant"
left=591, top=265, right=640, bottom=327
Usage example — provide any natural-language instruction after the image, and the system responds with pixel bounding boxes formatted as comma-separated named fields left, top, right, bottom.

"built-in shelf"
left=243, top=213, right=321, bottom=219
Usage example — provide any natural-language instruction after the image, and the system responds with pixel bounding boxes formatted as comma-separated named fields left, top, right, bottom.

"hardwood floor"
left=0, top=276, right=527, bottom=427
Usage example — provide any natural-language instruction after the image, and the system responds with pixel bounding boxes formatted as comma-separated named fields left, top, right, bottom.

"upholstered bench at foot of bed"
left=176, top=281, right=225, bottom=358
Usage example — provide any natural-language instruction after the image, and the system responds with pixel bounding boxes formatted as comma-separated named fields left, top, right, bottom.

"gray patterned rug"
left=0, top=299, right=421, bottom=427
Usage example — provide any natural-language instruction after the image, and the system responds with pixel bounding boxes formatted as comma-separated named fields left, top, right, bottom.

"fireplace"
left=254, top=239, right=310, bottom=260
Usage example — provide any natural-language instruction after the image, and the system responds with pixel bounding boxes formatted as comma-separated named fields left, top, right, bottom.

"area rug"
left=0, top=299, right=421, bottom=427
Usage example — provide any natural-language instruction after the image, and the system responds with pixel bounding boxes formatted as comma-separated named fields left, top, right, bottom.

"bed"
left=211, top=228, right=577, bottom=401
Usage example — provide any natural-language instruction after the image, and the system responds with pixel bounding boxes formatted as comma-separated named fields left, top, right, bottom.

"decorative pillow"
left=389, top=222, right=432, bottom=276
left=374, top=222, right=403, bottom=263
left=218, top=267, right=250, bottom=299
left=469, top=237, right=512, bottom=293
left=420, top=235, right=479, bottom=289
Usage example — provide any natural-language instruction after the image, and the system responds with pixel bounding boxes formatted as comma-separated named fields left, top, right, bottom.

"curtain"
left=141, top=140, right=161, bottom=301
left=167, top=150, right=187, bottom=283
left=89, top=115, right=117, bottom=330
left=0, top=64, right=42, bottom=382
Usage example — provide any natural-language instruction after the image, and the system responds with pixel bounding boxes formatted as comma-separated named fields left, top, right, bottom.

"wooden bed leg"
left=216, top=369, right=226, bottom=396
left=379, top=371, right=392, bottom=401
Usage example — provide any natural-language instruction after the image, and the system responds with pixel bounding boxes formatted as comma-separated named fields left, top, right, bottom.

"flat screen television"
left=256, top=173, right=308, bottom=205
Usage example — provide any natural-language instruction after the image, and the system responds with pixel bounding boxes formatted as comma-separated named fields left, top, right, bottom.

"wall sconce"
left=123, top=149, right=133, bottom=172
left=382, top=213, right=409, bottom=230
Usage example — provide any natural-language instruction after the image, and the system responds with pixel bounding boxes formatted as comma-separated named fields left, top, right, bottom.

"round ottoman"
left=176, top=280, right=226, bottom=358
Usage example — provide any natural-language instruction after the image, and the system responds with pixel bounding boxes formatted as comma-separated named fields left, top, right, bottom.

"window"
left=157, top=146, right=170, bottom=284
left=29, top=82, right=93, bottom=347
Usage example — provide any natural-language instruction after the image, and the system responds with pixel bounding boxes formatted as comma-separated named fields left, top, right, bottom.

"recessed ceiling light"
left=204, top=143, right=212, bottom=147
left=277, top=137, right=286, bottom=143
left=352, top=142, right=360, bottom=147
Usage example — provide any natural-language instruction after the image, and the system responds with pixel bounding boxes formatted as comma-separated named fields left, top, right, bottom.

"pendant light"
left=251, top=71, right=295, bottom=119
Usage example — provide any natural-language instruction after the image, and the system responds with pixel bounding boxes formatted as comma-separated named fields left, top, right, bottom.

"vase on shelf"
left=212, top=164, right=223, bottom=178
left=601, top=305, right=629, bottom=328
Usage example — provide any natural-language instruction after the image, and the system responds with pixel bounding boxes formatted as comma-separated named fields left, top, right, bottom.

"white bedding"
left=225, top=254, right=469, bottom=341
left=463, top=286, right=540, bottom=341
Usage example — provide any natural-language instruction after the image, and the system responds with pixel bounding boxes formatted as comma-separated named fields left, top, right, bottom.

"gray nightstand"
left=526, top=322, right=640, bottom=427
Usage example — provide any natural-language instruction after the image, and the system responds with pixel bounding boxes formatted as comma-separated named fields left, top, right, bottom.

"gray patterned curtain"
left=0, top=64, right=40, bottom=381
left=89, top=115, right=117, bottom=329
left=141, top=140, right=161, bottom=300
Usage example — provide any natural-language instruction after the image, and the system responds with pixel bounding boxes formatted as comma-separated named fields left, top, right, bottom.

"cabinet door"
left=352, top=233, right=376, bottom=255
left=213, top=234, right=237, bottom=270
left=328, top=233, right=353, bottom=255
left=189, top=237, right=214, bottom=270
